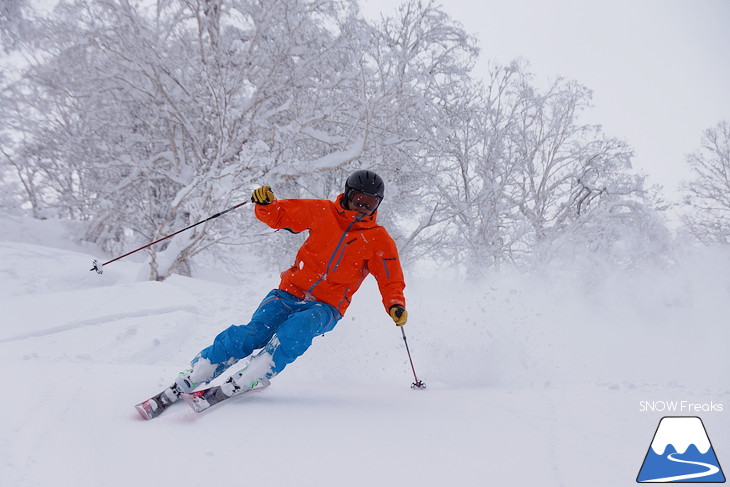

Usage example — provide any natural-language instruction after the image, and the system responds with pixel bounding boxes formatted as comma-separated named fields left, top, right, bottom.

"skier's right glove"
left=389, top=305, right=408, bottom=326
left=251, top=186, right=275, bottom=205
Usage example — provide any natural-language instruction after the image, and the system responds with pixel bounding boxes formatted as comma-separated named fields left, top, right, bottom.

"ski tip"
left=135, top=402, right=156, bottom=420
left=135, top=395, right=170, bottom=420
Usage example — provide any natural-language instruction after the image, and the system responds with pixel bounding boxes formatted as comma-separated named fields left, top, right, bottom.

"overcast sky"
left=360, top=0, right=730, bottom=199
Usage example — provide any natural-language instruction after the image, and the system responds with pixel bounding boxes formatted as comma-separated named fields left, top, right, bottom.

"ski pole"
left=90, top=200, right=249, bottom=274
left=401, top=327, right=426, bottom=390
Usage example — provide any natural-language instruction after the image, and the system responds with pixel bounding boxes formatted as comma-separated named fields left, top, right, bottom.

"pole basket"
left=411, top=379, right=427, bottom=390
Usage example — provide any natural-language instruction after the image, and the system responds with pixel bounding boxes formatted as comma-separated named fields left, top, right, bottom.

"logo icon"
left=637, top=416, right=725, bottom=483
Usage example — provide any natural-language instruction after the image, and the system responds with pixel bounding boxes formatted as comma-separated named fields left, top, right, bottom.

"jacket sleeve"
left=368, top=230, right=406, bottom=312
left=254, top=199, right=320, bottom=233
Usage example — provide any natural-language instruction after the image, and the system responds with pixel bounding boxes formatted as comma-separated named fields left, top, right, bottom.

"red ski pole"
left=90, top=201, right=249, bottom=274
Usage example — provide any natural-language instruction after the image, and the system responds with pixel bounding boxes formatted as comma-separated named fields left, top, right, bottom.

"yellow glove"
left=389, top=305, right=408, bottom=326
left=251, top=186, right=275, bottom=205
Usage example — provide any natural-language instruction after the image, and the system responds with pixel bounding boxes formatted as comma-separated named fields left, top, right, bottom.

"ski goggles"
left=349, top=190, right=382, bottom=212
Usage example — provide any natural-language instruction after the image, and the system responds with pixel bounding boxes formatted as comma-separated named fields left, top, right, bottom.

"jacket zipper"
left=307, top=214, right=363, bottom=294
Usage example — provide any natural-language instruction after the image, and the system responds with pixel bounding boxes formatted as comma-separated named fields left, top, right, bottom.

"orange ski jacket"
left=255, top=194, right=406, bottom=317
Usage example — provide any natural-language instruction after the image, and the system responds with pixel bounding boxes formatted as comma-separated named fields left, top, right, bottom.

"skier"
left=142, top=169, right=408, bottom=415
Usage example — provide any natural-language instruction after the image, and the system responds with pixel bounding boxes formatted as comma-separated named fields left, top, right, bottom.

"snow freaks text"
left=639, top=401, right=724, bottom=413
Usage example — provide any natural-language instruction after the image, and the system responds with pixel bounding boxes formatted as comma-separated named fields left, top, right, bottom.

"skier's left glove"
left=389, top=305, right=408, bottom=326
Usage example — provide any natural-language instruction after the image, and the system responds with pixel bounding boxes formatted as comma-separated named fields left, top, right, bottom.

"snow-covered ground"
left=1, top=215, right=728, bottom=487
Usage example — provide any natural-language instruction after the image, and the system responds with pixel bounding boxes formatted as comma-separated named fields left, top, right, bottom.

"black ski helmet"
left=344, top=169, right=385, bottom=210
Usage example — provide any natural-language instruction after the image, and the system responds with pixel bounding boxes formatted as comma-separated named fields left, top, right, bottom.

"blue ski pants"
left=191, top=289, right=341, bottom=382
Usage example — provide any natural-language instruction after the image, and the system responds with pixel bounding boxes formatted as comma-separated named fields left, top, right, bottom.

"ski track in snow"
left=0, top=305, right=199, bottom=343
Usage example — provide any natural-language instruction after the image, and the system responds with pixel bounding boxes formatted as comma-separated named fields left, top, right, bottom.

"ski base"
left=182, top=378, right=271, bottom=413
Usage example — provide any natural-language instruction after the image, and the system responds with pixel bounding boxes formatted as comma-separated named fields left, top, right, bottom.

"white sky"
left=360, top=0, right=730, bottom=199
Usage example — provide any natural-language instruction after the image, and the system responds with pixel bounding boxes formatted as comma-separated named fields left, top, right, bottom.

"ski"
left=181, top=378, right=271, bottom=413
left=135, top=388, right=177, bottom=420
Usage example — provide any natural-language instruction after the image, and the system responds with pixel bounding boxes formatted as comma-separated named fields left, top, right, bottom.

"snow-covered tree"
left=681, top=120, right=730, bottom=245
left=356, top=0, right=479, bottom=264
left=430, top=60, right=667, bottom=272
left=4, top=0, right=392, bottom=279
left=435, top=62, right=531, bottom=271
left=1, top=0, right=671, bottom=278
left=0, top=0, right=27, bottom=52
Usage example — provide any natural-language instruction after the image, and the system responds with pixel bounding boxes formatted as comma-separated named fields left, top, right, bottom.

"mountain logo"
left=637, top=416, right=725, bottom=483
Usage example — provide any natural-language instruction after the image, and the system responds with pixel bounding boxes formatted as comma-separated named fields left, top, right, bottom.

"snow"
left=275, top=136, right=366, bottom=175
left=1, top=215, right=729, bottom=487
